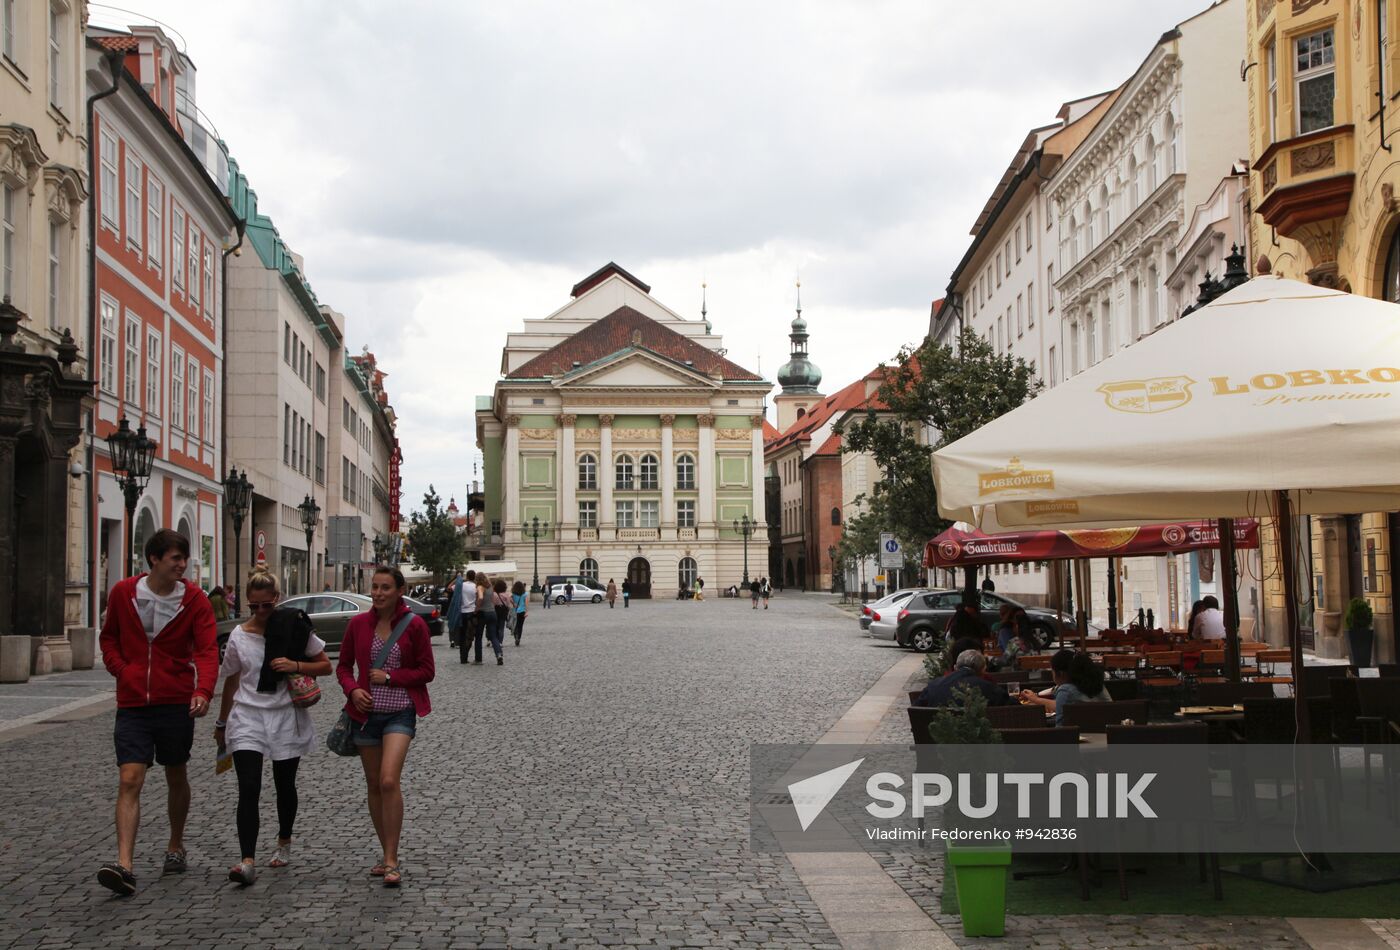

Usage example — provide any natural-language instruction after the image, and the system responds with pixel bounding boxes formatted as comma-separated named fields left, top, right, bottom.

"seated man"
left=915, top=650, right=1013, bottom=708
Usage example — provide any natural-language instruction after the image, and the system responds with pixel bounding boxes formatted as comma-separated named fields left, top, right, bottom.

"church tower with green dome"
left=774, top=281, right=825, bottom=431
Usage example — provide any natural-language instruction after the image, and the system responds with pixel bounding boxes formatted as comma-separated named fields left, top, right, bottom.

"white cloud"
left=106, top=0, right=1219, bottom=512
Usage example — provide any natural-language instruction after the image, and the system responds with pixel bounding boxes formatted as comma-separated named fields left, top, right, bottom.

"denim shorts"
left=354, top=708, right=417, bottom=746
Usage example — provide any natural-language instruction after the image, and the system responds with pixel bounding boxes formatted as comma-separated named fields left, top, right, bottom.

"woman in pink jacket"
left=335, top=566, right=434, bottom=887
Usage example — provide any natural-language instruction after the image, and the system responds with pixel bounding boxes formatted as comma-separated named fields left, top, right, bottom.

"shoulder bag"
left=326, top=612, right=415, bottom=757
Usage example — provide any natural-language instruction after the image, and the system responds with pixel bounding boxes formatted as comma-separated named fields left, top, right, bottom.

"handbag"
left=286, top=673, right=320, bottom=708
left=326, top=612, right=415, bottom=757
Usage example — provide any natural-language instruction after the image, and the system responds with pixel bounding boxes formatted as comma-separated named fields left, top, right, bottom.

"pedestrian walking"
left=511, top=581, right=528, bottom=645
left=750, top=578, right=760, bottom=609
left=470, top=573, right=490, bottom=664
left=214, top=566, right=331, bottom=885
left=489, top=579, right=510, bottom=664
left=621, top=578, right=630, bottom=608
left=761, top=576, right=772, bottom=609
left=96, top=529, right=218, bottom=897
left=542, top=579, right=551, bottom=609
left=981, top=575, right=995, bottom=593
left=444, top=572, right=464, bottom=648
left=454, top=570, right=479, bottom=664
left=337, top=565, right=435, bottom=888
left=693, top=577, right=704, bottom=601
left=606, top=578, right=617, bottom=608
left=564, top=581, right=574, bottom=604
left=209, top=586, right=230, bottom=622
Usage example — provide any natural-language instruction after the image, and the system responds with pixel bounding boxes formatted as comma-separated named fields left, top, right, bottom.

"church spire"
left=701, top=281, right=711, bottom=333
left=776, top=277, right=822, bottom=394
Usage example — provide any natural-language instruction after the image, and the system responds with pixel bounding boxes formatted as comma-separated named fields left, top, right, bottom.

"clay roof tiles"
left=506, top=306, right=762, bottom=381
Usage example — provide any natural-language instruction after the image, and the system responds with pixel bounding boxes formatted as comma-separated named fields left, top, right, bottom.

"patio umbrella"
left=932, top=275, right=1400, bottom=713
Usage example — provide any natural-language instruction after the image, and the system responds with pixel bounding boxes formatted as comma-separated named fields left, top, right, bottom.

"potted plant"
left=927, top=685, right=1011, bottom=938
left=1346, top=597, right=1375, bottom=668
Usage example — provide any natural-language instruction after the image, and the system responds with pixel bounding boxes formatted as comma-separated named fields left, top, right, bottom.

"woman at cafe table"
left=1019, top=649, right=1110, bottom=725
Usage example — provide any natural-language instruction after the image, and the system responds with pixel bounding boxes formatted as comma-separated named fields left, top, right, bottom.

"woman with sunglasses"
left=214, top=566, right=331, bottom=885
left=337, top=565, right=435, bottom=887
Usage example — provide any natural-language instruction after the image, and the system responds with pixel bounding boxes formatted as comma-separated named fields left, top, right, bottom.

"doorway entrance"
left=627, top=557, right=651, bottom=599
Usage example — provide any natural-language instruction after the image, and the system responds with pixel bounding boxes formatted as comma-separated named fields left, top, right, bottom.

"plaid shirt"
left=369, top=639, right=412, bottom=712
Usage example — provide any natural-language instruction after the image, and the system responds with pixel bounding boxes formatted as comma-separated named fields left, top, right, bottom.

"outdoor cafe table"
left=1174, top=705, right=1244, bottom=741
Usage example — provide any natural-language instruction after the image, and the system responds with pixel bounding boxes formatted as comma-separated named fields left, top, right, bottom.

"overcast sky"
left=93, top=0, right=1217, bottom=516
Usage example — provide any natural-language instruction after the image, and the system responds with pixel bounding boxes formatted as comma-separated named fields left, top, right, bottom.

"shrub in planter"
left=1345, top=597, right=1375, bottom=667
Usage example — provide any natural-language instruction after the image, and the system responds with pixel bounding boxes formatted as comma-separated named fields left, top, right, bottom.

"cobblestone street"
left=0, top=594, right=901, bottom=949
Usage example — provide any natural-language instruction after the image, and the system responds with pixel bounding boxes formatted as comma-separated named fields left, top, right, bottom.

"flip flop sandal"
left=97, top=863, right=136, bottom=896
left=228, top=862, right=256, bottom=886
left=369, top=862, right=387, bottom=876
left=382, top=865, right=402, bottom=887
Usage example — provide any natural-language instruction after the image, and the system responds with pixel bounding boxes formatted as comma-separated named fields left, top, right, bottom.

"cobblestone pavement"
left=0, top=594, right=901, bottom=949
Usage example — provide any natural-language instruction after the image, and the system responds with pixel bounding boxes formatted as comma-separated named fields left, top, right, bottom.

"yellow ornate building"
left=1247, top=0, right=1400, bottom=659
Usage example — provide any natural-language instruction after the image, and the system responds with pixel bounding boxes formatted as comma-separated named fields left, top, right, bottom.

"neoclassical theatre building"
left=476, top=264, right=771, bottom=597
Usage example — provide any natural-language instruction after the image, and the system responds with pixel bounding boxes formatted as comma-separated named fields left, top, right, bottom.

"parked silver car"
left=859, top=589, right=918, bottom=635
left=869, top=590, right=927, bottom=642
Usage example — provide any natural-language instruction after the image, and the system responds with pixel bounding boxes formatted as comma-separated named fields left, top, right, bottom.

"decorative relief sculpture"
left=613, top=428, right=661, bottom=442
left=505, top=414, right=521, bottom=427
left=749, top=415, right=765, bottom=428
left=715, top=428, right=750, bottom=441
left=574, top=428, right=600, bottom=441
left=520, top=428, right=555, bottom=440
left=599, top=414, right=615, bottom=426
left=556, top=413, right=576, bottom=427
left=1290, top=141, right=1336, bottom=176
left=672, top=428, right=699, bottom=442
left=659, top=414, right=675, bottom=426
left=1261, top=161, right=1278, bottom=194
left=697, top=414, right=715, bottom=426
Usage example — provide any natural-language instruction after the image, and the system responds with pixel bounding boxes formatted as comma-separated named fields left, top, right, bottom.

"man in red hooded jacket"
left=96, top=528, right=218, bottom=896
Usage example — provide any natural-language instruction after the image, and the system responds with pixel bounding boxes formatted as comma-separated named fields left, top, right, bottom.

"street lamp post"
left=372, top=535, right=386, bottom=566
left=221, top=467, right=253, bottom=614
left=733, top=515, right=755, bottom=587
left=106, top=417, right=157, bottom=576
left=526, top=516, right=548, bottom=593
left=297, top=494, right=320, bottom=594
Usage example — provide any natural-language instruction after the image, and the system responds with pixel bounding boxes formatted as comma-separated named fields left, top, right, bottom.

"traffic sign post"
left=880, top=534, right=903, bottom=592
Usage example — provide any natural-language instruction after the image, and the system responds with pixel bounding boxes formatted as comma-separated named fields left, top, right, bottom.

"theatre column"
left=559, top=414, right=576, bottom=541
left=660, top=414, right=675, bottom=539
left=750, top=415, right=766, bottom=530
left=503, top=415, right=520, bottom=542
left=599, top=414, right=614, bottom=541
left=698, top=414, right=716, bottom=540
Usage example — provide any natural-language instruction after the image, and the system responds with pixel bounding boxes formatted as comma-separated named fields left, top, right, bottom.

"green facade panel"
left=614, top=415, right=660, bottom=429
left=519, top=414, right=557, bottom=428
left=483, top=435, right=503, bottom=523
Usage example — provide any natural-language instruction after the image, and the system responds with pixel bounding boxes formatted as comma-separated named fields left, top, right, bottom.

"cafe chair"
left=997, top=726, right=1080, bottom=744
left=1104, top=679, right=1142, bottom=702
left=1195, top=681, right=1274, bottom=707
left=985, top=704, right=1047, bottom=730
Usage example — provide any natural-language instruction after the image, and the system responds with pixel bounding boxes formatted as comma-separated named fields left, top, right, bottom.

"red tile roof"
left=765, top=367, right=892, bottom=454
left=95, top=35, right=140, bottom=51
left=811, top=433, right=843, bottom=457
left=506, top=306, right=762, bottom=381
left=762, top=419, right=781, bottom=441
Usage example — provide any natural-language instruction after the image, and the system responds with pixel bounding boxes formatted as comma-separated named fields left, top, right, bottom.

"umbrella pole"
left=1274, top=491, right=1309, bottom=739
left=1106, top=557, right=1119, bottom=629
left=1075, top=558, right=1089, bottom=648
left=1218, top=518, right=1242, bottom=682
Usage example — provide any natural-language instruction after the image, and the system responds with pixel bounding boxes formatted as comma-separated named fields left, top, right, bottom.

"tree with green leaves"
left=405, top=485, right=466, bottom=584
left=836, top=325, right=1042, bottom=558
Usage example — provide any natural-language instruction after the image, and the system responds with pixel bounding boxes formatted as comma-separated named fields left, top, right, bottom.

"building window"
left=1016, top=293, right=1023, bottom=337
left=676, top=453, right=695, bottom=490
left=1, top=185, right=15, bottom=301
left=170, top=347, right=185, bottom=429
left=1048, top=345, right=1057, bottom=386
left=679, top=556, right=698, bottom=590
left=994, top=252, right=1002, bottom=286
left=124, top=156, right=142, bottom=251
left=124, top=314, right=140, bottom=405
left=315, top=363, right=326, bottom=402
left=578, top=500, right=597, bottom=528
left=145, top=328, right=160, bottom=414
left=615, top=499, right=635, bottom=528
left=639, top=499, right=659, bottom=528
left=1382, top=0, right=1391, bottom=101
left=314, top=431, right=325, bottom=485
left=2, top=0, right=16, bottom=63
left=47, top=3, right=63, bottom=107
left=99, top=298, right=117, bottom=394
left=578, top=453, right=597, bottom=490
left=99, top=131, right=118, bottom=228
left=341, top=457, right=350, bottom=501
left=1086, top=310, right=1098, bottom=365
left=615, top=454, right=634, bottom=490
left=1070, top=321, right=1081, bottom=376
left=203, top=370, right=214, bottom=442
left=202, top=246, right=213, bottom=315
left=187, top=357, right=199, bottom=439
left=580, top=558, right=599, bottom=581
left=147, top=180, right=162, bottom=269
left=187, top=227, right=200, bottom=308
left=831, top=506, right=841, bottom=526
left=639, top=453, right=659, bottom=490
left=1014, top=226, right=1022, bottom=262
left=1025, top=211, right=1033, bottom=250
left=1296, top=28, right=1336, bottom=134
left=285, top=324, right=292, bottom=364
left=284, top=404, right=292, bottom=466
left=170, top=206, right=184, bottom=289
left=1027, top=281, right=1035, bottom=328
left=47, top=220, right=59, bottom=329
left=677, top=500, right=695, bottom=527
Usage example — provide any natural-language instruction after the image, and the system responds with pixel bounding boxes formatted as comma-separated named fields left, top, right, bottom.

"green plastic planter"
left=947, top=844, right=1012, bottom=937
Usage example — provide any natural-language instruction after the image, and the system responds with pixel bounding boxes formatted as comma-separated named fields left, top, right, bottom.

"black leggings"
left=232, top=750, right=300, bottom=859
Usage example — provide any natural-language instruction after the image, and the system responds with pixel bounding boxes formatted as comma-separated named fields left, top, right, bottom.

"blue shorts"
left=354, top=708, right=416, bottom=746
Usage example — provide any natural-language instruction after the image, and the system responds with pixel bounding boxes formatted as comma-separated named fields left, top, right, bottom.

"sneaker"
left=97, top=863, right=136, bottom=896
left=496, top=655, right=504, bottom=665
left=161, top=849, right=187, bottom=874
left=228, top=861, right=256, bottom=886
left=268, top=844, right=291, bottom=868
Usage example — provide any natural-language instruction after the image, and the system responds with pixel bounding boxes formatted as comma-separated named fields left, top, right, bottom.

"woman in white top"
left=214, top=567, right=331, bottom=885
left=1190, top=595, right=1228, bottom=640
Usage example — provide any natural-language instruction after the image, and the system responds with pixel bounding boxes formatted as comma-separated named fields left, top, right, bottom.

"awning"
left=923, top=519, right=1259, bottom=568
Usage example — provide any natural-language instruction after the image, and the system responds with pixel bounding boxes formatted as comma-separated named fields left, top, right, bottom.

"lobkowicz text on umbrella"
left=1210, top=367, right=1400, bottom=396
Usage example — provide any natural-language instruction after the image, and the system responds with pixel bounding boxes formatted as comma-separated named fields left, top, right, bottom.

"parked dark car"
left=404, top=596, right=445, bottom=637
left=893, top=589, right=1065, bottom=653
left=216, top=592, right=373, bottom=659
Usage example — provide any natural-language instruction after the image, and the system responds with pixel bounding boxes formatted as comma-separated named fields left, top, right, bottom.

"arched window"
left=578, top=453, right=597, bottom=490
left=615, top=454, right=634, bottom=490
left=639, top=453, right=659, bottom=490
left=1144, top=133, right=1157, bottom=193
left=1083, top=199, right=1095, bottom=248
left=1098, top=184, right=1111, bottom=237
left=580, top=557, right=599, bottom=581
left=831, top=506, right=842, bottom=525
left=678, top=556, right=698, bottom=590
left=1127, top=154, right=1139, bottom=207
left=1067, top=213, right=1078, bottom=266
left=1384, top=227, right=1400, bottom=303
left=675, top=453, right=695, bottom=490
left=1164, top=113, right=1178, bottom=174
